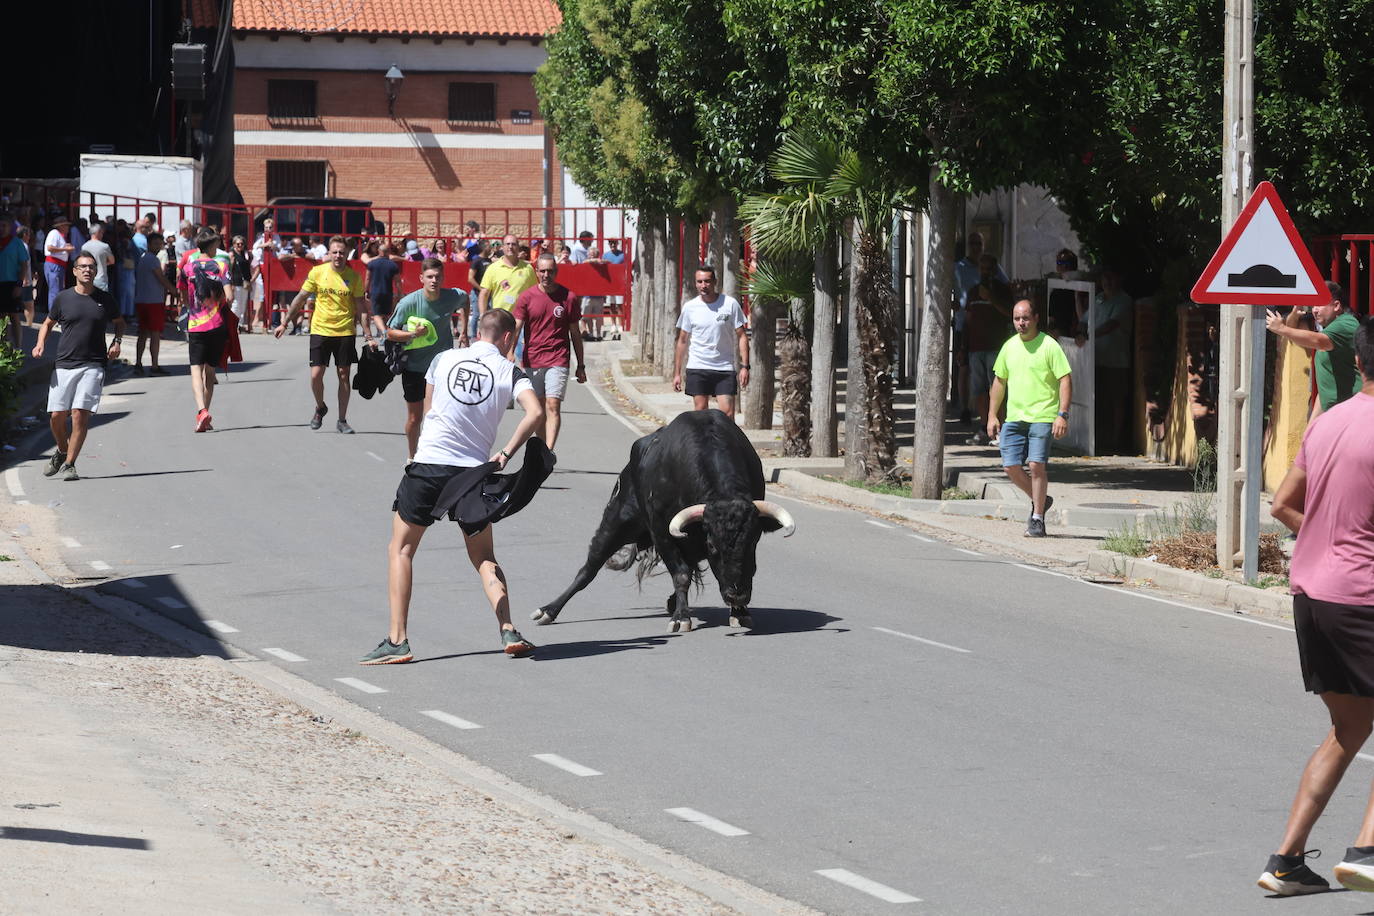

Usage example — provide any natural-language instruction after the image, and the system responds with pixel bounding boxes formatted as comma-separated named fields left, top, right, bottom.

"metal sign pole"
left=1217, top=0, right=1258, bottom=576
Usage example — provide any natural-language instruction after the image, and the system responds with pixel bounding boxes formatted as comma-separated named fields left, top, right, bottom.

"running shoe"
left=1026, top=515, right=1047, bottom=538
left=310, top=404, right=328, bottom=430
left=1335, top=846, right=1374, bottom=891
left=502, top=628, right=536, bottom=658
left=60, top=463, right=79, bottom=482
left=358, top=638, right=412, bottom=666
left=1259, top=850, right=1329, bottom=895
left=336, top=419, right=354, bottom=434
left=1028, top=495, right=1055, bottom=525
left=43, top=451, right=67, bottom=477
left=195, top=409, right=212, bottom=433
left=967, top=431, right=989, bottom=446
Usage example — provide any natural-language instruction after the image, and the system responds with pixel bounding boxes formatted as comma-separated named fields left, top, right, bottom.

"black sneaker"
left=309, top=403, right=328, bottom=430
left=1335, top=846, right=1374, bottom=891
left=1259, top=850, right=1329, bottom=896
left=1026, top=515, right=1046, bottom=538
left=1027, top=494, right=1055, bottom=525
left=43, top=451, right=67, bottom=477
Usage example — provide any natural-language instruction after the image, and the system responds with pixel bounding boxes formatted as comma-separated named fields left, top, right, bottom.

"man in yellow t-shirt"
left=987, top=298, right=1073, bottom=538
left=478, top=234, right=537, bottom=314
left=276, top=236, right=383, bottom=434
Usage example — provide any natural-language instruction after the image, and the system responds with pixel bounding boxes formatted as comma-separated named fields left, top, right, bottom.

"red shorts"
left=136, top=302, right=166, bottom=333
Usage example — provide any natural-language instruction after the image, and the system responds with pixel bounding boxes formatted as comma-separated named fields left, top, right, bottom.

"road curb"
left=1085, top=549, right=1293, bottom=618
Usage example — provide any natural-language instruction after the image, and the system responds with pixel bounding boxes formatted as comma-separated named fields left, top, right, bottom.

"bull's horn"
left=754, top=501, right=796, bottom=537
left=668, top=504, right=706, bottom=538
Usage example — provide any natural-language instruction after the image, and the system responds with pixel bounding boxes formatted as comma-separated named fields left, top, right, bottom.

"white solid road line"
left=664, top=807, right=750, bottom=837
left=262, top=648, right=307, bottom=662
left=336, top=677, right=387, bottom=695
left=533, top=753, right=602, bottom=777
left=156, top=596, right=188, bottom=609
left=203, top=619, right=238, bottom=633
left=61, top=536, right=81, bottom=548
left=1010, top=561, right=1295, bottom=633
left=865, top=519, right=894, bottom=529
left=420, top=709, right=483, bottom=730
left=123, top=578, right=147, bottom=589
left=1357, top=752, right=1374, bottom=765
left=954, top=547, right=982, bottom=557
left=585, top=370, right=648, bottom=437
left=4, top=468, right=24, bottom=498
left=872, top=626, right=972, bottom=654
left=365, top=451, right=386, bottom=463
left=89, top=560, right=112, bottom=572
left=816, top=868, right=921, bottom=904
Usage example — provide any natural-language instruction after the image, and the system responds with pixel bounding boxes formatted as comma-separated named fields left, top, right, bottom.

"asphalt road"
left=7, top=334, right=1372, bottom=914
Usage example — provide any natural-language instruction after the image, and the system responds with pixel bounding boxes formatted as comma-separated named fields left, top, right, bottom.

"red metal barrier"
left=1314, top=235, right=1373, bottom=316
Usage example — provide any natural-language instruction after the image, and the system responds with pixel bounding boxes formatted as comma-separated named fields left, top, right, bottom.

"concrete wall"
left=964, top=185, right=1083, bottom=281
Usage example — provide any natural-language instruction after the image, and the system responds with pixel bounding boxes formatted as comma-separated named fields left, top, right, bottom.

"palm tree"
left=741, top=132, right=909, bottom=478
left=745, top=255, right=813, bottom=455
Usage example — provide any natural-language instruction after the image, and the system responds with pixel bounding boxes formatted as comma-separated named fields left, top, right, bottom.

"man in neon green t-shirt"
left=988, top=299, right=1073, bottom=538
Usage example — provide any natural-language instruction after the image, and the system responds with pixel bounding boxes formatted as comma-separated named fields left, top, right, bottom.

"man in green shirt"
left=386, top=258, right=468, bottom=458
left=988, top=299, right=1074, bottom=538
left=1265, top=280, right=1360, bottom=420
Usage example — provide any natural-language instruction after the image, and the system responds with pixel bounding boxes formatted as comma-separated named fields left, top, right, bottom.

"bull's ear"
left=753, top=501, right=795, bottom=537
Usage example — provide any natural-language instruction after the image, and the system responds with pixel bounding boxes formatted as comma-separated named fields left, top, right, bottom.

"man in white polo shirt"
left=360, top=308, right=545, bottom=666
left=672, top=264, right=749, bottom=419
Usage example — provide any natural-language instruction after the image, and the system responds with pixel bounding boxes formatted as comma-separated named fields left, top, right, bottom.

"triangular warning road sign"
left=1191, top=181, right=1328, bottom=306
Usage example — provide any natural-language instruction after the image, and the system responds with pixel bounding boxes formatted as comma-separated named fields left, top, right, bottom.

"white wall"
left=965, top=184, right=1083, bottom=281
left=236, top=35, right=547, bottom=73
left=79, top=155, right=203, bottom=225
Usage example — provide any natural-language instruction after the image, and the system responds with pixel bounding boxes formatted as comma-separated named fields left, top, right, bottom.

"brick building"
left=189, top=0, right=563, bottom=239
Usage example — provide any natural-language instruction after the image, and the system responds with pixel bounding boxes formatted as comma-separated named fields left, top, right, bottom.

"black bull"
left=531, top=411, right=796, bottom=632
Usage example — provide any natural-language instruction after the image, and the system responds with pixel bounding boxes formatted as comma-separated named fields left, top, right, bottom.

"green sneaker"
left=43, top=451, right=67, bottom=477
left=61, top=463, right=79, bottom=482
left=359, top=638, right=412, bottom=665
left=502, top=628, right=536, bottom=658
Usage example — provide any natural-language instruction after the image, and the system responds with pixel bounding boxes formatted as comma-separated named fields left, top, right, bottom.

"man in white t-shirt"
left=81, top=222, right=115, bottom=292
left=44, top=214, right=75, bottom=309
left=360, top=308, right=546, bottom=666
left=570, top=230, right=594, bottom=263
left=672, top=265, right=749, bottom=419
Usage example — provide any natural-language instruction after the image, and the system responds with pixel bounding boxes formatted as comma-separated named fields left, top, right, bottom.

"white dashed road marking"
left=871, top=626, right=972, bottom=654
left=420, top=710, right=482, bottom=730
left=908, top=533, right=934, bottom=543
left=1357, top=752, right=1374, bottom=765
left=123, top=578, right=147, bottom=589
left=365, top=451, right=386, bottom=463
left=816, top=868, right=921, bottom=903
left=532, top=754, right=602, bottom=777
left=203, top=620, right=238, bottom=633
left=336, top=677, right=387, bottom=695
left=865, top=519, right=894, bottom=529
left=4, top=468, right=24, bottom=498
left=156, top=596, right=187, bottom=609
left=954, top=547, right=982, bottom=557
left=664, top=808, right=749, bottom=837
left=62, top=536, right=82, bottom=548
left=262, top=648, right=306, bottom=662
left=89, top=560, right=112, bottom=572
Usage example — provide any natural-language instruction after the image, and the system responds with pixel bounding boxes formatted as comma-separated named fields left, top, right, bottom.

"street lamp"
left=385, top=65, right=404, bottom=118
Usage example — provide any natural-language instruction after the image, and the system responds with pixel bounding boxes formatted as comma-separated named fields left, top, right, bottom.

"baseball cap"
left=405, top=239, right=420, bottom=253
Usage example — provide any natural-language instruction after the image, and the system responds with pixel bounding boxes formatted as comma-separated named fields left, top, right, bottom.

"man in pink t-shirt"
left=1258, top=320, right=1374, bottom=897
left=511, top=254, right=585, bottom=450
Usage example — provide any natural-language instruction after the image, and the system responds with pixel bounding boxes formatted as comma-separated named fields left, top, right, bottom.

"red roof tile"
left=188, top=0, right=561, bottom=39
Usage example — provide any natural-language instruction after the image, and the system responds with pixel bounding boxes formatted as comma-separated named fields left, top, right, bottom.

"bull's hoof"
left=668, top=619, right=680, bottom=633
left=680, top=615, right=694, bottom=632
left=729, top=613, right=753, bottom=629
left=530, top=609, right=557, bottom=625
left=668, top=616, right=694, bottom=633
left=605, top=545, right=637, bottom=571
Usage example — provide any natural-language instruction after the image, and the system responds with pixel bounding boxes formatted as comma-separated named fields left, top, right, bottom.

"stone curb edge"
left=1084, top=549, right=1293, bottom=619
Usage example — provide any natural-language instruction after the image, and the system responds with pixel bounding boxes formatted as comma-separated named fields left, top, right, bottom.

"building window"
left=266, top=160, right=327, bottom=200
left=267, top=79, right=318, bottom=124
left=448, top=82, right=496, bottom=124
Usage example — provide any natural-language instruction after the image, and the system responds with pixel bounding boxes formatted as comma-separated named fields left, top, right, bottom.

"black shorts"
left=188, top=326, right=228, bottom=366
left=393, top=462, right=486, bottom=535
left=0, top=281, right=18, bottom=313
left=372, top=291, right=394, bottom=317
left=685, top=368, right=737, bottom=397
left=1294, top=593, right=1374, bottom=697
left=310, top=334, right=357, bottom=367
left=401, top=370, right=427, bottom=403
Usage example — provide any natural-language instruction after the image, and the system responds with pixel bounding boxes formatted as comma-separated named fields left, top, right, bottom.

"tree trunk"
left=811, top=234, right=839, bottom=457
left=843, top=220, right=868, bottom=479
left=708, top=194, right=728, bottom=272
left=911, top=168, right=958, bottom=498
left=681, top=216, right=700, bottom=301
left=743, top=296, right=775, bottom=428
left=657, top=215, right=682, bottom=378
left=720, top=196, right=742, bottom=303
left=780, top=298, right=812, bottom=456
left=637, top=211, right=659, bottom=364
left=855, top=227, right=898, bottom=479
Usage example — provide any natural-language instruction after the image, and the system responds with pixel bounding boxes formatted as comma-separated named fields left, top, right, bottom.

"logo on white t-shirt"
left=447, top=359, right=495, bottom=405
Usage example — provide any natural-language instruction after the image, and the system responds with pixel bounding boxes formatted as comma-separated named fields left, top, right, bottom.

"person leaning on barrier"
left=1265, top=280, right=1361, bottom=420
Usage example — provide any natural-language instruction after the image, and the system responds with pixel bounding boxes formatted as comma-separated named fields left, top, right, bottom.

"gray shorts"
left=528, top=366, right=569, bottom=400
left=969, top=350, right=998, bottom=396
left=48, top=365, right=105, bottom=412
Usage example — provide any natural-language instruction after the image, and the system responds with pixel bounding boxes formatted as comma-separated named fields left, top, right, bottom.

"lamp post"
left=385, top=64, right=404, bottom=119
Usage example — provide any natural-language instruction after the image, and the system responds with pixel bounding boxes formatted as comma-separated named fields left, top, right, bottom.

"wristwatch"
left=1058, top=410, right=1070, bottom=419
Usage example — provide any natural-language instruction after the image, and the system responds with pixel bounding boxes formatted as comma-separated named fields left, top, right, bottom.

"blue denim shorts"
left=999, top=420, right=1052, bottom=467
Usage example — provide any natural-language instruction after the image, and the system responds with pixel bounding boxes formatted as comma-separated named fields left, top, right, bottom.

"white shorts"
left=48, top=365, right=105, bottom=412
left=231, top=286, right=248, bottom=320
left=529, top=365, right=569, bottom=400
left=252, top=277, right=264, bottom=300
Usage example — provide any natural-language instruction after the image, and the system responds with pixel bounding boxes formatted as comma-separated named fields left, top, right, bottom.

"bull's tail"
left=633, top=550, right=704, bottom=592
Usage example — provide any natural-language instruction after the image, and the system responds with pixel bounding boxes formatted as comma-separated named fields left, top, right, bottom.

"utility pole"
left=1216, top=0, right=1263, bottom=579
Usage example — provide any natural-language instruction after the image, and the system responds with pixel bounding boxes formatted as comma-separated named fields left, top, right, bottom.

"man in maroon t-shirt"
left=512, top=254, right=585, bottom=450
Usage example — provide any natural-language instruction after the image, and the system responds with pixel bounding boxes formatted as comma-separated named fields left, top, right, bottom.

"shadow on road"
left=0, top=826, right=150, bottom=850
left=209, top=424, right=309, bottom=432
left=78, top=468, right=211, bottom=480
left=531, top=634, right=673, bottom=661
left=690, top=606, right=845, bottom=635
left=0, top=582, right=200, bottom=658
